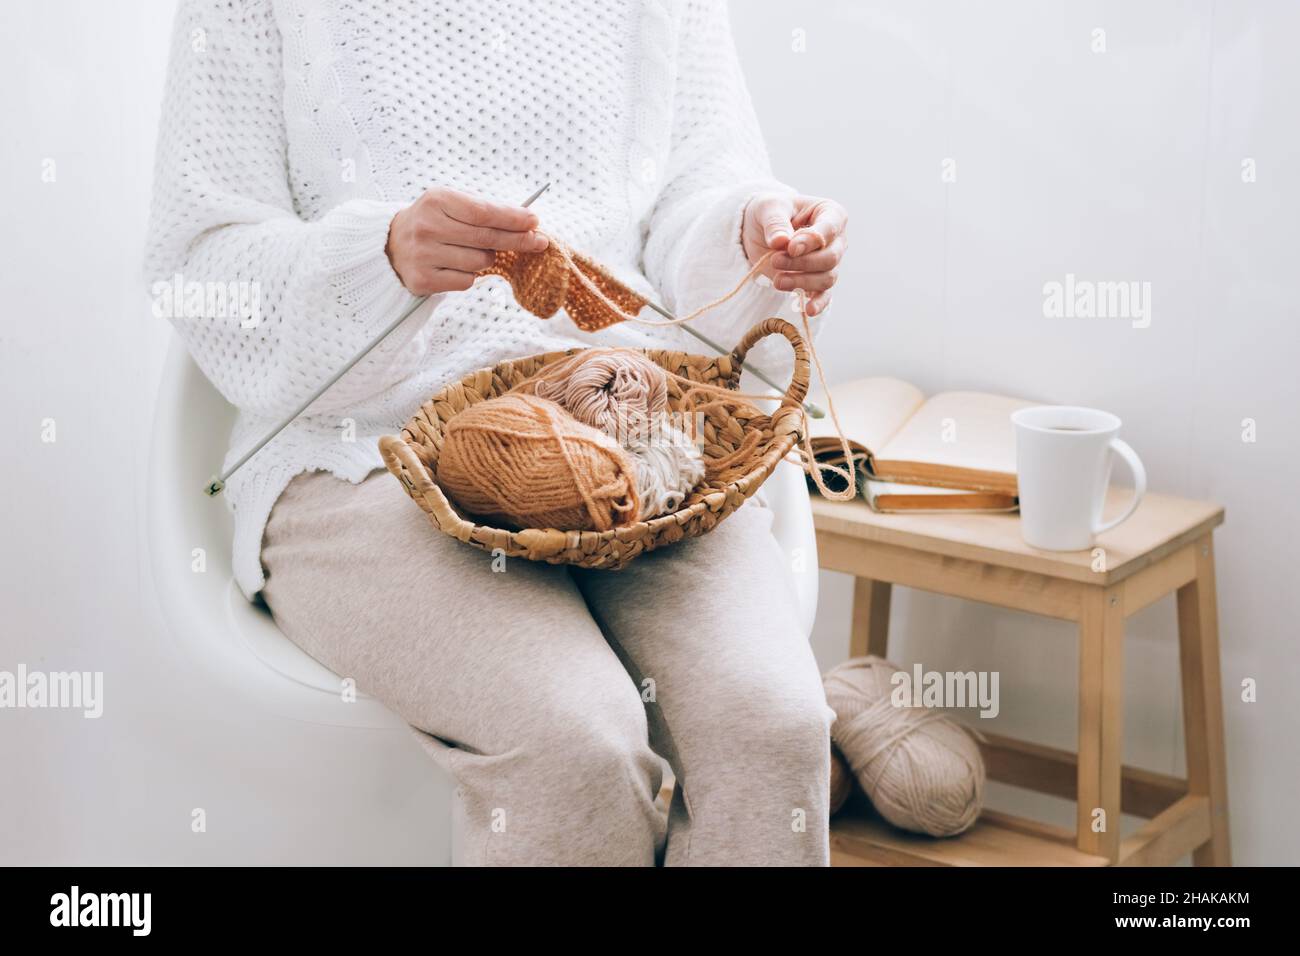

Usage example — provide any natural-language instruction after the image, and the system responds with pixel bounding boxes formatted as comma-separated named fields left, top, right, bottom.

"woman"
left=146, top=0, right=848, bottom=865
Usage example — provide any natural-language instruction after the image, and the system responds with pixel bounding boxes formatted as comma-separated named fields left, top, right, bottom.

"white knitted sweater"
left=145, top=0, right=809, bottom=599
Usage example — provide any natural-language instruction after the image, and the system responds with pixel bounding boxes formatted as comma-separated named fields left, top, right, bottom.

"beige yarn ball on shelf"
left=823, top=656, right=985, bottom=837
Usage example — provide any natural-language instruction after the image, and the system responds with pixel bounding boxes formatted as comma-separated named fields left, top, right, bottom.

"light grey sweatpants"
left=261, top=469, right=833, bottom=866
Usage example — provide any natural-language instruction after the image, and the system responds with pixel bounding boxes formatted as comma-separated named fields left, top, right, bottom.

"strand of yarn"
left=791, top=288, right=858, bottom=500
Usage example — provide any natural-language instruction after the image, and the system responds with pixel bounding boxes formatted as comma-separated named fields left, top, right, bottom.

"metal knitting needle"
left=206, top=184, right=554, bottom=495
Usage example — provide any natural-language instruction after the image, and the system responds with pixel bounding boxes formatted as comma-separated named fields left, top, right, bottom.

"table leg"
left=1077, top=585, right=1125, bottom=862
left=1176, top=535, right=1232, bottom=866
left=850, top=577, right=892, bottom=659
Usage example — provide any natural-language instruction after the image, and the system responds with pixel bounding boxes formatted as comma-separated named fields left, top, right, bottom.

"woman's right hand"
left=386, top=187, right=549, bottom=295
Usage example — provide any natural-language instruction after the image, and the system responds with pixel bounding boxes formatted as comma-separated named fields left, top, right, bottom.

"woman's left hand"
left=742, top=193, right=848, bottom=317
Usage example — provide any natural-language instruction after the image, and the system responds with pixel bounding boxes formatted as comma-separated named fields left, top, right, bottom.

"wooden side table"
left=812, top=491, right=1230, bottom=867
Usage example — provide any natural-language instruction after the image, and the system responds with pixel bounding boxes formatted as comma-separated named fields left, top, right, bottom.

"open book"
left=806, top=378, right=1035, bottom=512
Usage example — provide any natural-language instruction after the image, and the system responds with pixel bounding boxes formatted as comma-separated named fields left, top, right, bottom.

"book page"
left=865, top=480, right=979, bottom=498
left=874, top=391, right=1035, bottom=481
left=807, top=377, right=926, bottom=456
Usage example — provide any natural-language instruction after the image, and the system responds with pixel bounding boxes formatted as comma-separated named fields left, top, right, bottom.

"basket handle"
left=379, top=434, right=439, bottom=497
left=728, top=318, right=811, bottom=409
left=380, top=433, right=481, bottom=540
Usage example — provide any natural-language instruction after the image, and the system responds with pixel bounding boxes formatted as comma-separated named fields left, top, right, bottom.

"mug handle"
left=1093, top=438, right=1147, bottom=535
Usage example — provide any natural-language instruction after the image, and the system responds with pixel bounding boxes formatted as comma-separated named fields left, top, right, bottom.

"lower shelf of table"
left=830, top=804, right=1110, bottom=867
left=831, top=791, right=1212, bottom=867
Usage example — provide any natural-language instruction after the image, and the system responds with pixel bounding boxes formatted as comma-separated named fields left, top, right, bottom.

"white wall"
left=731, top=0, right=1299, bottom=864
left=0, top=0, right=1294, bottom=865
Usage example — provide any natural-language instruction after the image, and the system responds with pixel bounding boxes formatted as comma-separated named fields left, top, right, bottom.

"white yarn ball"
left=626, top=424, right=705, bottom=520
left=823, top=656, right=985, bottom=837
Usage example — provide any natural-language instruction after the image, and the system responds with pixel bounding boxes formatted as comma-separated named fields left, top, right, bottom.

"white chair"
left=147, top=338, right=820, bottom=863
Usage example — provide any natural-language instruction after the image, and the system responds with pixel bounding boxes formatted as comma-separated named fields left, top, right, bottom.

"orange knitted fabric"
left=435, top=393, right=641, bottom=531
left=478, top=241, right=648, bottom=331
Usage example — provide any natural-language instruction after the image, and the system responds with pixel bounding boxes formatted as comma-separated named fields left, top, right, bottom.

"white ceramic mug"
left=1011, top=405, right=1147, bottom=551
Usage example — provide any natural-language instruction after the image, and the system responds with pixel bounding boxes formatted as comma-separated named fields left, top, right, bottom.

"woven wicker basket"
left=378, top=317, right=810, bottom=569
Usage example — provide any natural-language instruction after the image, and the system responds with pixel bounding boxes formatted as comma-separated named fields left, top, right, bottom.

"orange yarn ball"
left=436, top=393, right=641, bottom=532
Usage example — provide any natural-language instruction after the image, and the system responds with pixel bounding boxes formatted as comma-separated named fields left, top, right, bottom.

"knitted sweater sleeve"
left=143, top=0, right=419, bottom=419
left=640, top=0, right=801, bottom=352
